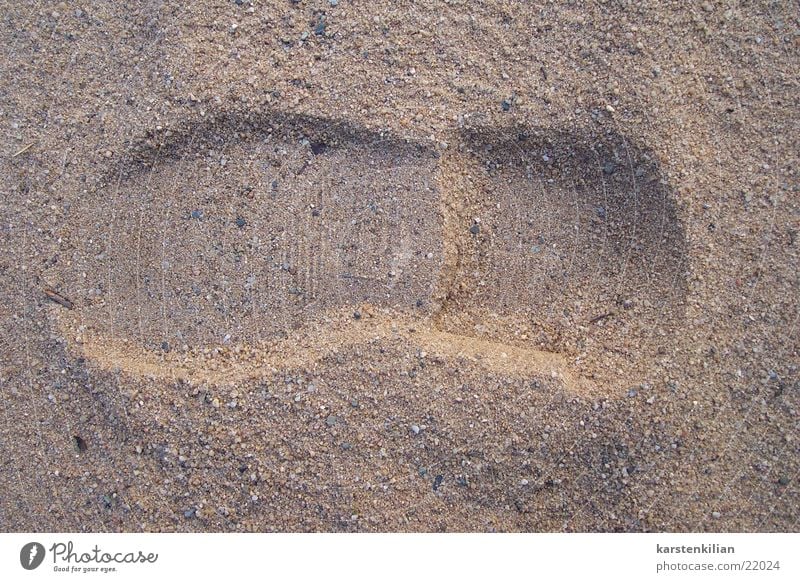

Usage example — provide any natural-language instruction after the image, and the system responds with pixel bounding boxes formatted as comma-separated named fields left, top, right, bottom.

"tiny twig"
left=12, top=143, right=34, bottom=158
left=43, top=287, right=74, bottom=310
left=588, top=311, right=615, bottom=324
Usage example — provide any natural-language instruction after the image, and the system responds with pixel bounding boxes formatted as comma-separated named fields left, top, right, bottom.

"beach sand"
left=0, top=1, right=797, bottom=531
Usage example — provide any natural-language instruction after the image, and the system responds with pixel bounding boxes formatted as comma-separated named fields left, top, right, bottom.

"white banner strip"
left=1, top=533, right=797, bottom=581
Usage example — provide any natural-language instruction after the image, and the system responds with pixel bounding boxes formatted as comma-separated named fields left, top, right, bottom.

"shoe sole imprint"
left=51, top=112, right=687, bottom=393
left=435, top=125, right=688, bottom=384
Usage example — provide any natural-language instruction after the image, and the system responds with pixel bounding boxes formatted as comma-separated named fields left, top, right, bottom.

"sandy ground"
left=1, top=1, right=798, bottom=532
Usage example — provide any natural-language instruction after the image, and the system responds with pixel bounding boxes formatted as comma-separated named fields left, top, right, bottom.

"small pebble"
left=711, top=511, right=721, bottom=519
left=235, top=217, right=246, bottom=228
left=310, top=142, right=328, bottom=155
left=469, top=223, right=480, bottom=235
left=410, top=424, right=420, bottom=435
left=73, top=435, right=87, bottom=452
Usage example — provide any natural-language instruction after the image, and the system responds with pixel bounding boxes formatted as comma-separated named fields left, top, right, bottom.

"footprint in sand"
left=435, top=125, right=688, bottom=384
left=50, top=112, right=687, bottom=393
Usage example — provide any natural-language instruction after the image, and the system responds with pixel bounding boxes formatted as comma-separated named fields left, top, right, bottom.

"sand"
left=0, top=1, right=797, bottom=532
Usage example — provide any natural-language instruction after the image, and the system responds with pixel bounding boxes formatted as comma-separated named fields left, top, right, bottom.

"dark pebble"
left=778, top=476, right=790, bottom=486
left=353, top=310, right=361, bottom=320
left=433, top=474, right=444, bottom=491
left=190, top=209, right=203, bottom=220
left=73, top=435, right=88, bottom=452
left=603, top=162, right=616, bottom=175
left=469, top=223, right=480, bottom=235
left=315, top=18, right=326, bottom=35
left=501, top=99, right=512, bottom=112
left=184, top=508, right=196, bottom=519
left=235, top=217, right=246, bottom=228
left=161, top=341, right=170, bottom=352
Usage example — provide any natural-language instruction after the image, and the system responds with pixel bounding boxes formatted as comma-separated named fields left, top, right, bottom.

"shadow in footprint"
left=436, top=125, right=688, bottom=384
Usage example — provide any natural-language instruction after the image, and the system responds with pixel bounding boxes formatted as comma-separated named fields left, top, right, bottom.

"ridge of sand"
left=63, top=307, right=593, bottom=392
